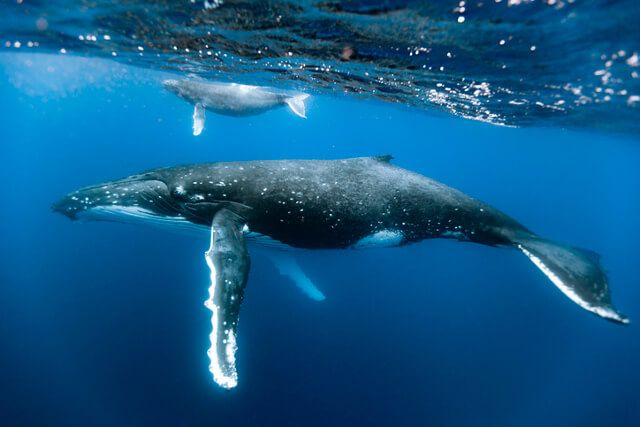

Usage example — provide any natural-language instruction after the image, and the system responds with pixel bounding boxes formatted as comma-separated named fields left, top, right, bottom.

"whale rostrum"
left=52, top=156, right=629, bottom=389
left=162, top=79, right=309, bottom=135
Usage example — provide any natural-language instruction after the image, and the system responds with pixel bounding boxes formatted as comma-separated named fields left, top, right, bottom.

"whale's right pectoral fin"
left=193, top=103, right=205, bottom=136
left=269, top=252, right=325, bottom=301
left=204, top=208, right=250, bottom=389
left=285, top=94, right=309, bottom=118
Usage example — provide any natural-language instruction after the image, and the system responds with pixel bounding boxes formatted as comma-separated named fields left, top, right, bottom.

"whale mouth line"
left=161, top=79, right=179, bottom=90
left=52, top=177, right=175, bottom=221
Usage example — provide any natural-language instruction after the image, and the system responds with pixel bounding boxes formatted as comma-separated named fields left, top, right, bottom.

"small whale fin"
left=285, top=94, right=309, bottom=118
left=204, top=208, right=250, bottom=389
left=269, top=252, right=325, bottom=301
left=373, top=154, right=394, bottom=163
left=515, top=234, right=629, bottom=324
left=193, top=103, right=205, bottom=136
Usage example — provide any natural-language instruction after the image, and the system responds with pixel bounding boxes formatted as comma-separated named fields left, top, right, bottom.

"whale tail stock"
left=285, top=94, right=309, bottom=118
left=512, top=232, right=629, bottom=324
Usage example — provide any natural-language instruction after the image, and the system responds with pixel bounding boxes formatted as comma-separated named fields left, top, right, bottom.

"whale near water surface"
left=162, top=79, right=309, bottom=136
left=52, top=156, right=629, bottom=389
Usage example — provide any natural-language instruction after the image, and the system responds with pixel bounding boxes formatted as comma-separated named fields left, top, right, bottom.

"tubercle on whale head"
left=161, top=79, right=179, bottom=91
left=162, top=78, right=203, bottom=106
left=162, top=79, right=189, bottom=101
left=51, top=174, right=179, bottom=221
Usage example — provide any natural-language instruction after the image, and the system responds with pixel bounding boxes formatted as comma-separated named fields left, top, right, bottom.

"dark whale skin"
left=52, top=156, right=628, bottom=324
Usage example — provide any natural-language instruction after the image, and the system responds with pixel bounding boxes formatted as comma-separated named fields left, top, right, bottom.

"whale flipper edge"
left=193, top=103, right=205, bottom=136
left=515, top=234, right=629, bottom=324
left=204, top=208, right=250, bottom=389
left=285, top=94, right=309, bottom=118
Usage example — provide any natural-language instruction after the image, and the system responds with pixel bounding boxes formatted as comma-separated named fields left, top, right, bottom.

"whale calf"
left=162, top=79, right=309, bottom=135
left=52, top=156, right=628, bottom=389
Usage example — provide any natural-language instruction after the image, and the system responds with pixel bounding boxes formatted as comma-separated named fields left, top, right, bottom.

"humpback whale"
left=162, top=79, right=309, bottom=135
left=52, top=156, right=629, bottom=389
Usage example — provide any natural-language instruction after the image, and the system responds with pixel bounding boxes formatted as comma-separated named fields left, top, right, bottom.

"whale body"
left=162, top=79, right=309, bottom=135
left=52, top=156, right=629, bottom=389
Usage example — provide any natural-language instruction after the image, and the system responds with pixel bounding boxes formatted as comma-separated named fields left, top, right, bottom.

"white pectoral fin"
left=269, top=252, right=325, bottom=301
left=204, top=209, right=250, bottom=389
left=285, top=94, right=309, bottom=119
left=193, top=103, right=205, bottom=136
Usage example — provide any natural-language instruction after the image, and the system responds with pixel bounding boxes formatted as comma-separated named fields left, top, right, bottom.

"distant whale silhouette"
left=52, top=156, right=629, bottom=389
left=162, top=79, right=309, bottom=135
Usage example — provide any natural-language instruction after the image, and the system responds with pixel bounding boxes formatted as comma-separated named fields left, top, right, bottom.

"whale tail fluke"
left=514, top=234, right=629, bottom=324
left=286, top=94, right=309, bottom=118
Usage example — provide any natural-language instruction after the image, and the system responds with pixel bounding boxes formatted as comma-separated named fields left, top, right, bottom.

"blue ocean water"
left=1, top=1, right=640, bottom=425
left=1, top=52, right=639, bottom=427
left=3, top=0, right=640, bottom=132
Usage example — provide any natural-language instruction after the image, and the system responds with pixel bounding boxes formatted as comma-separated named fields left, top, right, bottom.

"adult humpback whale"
left=162, top=79, right=309, bottom=135
left=52, top=156, right=629, bottom=389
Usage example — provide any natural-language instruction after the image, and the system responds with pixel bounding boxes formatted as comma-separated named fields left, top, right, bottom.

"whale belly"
left=350, top=230, right=405, bottom=249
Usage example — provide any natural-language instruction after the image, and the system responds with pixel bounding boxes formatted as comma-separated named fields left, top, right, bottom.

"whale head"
left=162, top=78, right=201, bottom=104
left=51, top=171, right=200, bottom=229
left=52, top=165, right=251, bottom=234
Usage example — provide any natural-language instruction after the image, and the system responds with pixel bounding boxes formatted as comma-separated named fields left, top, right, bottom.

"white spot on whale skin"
left=351, top=230, right=404, bottom=249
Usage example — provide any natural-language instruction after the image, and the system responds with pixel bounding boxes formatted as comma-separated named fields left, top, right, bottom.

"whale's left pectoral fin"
left=204, top=208, right=250, bottom=389
left=285, top=94, right=309, bottom=118
left=193, top=103, right=205, bottom=136
left=269, top=252, right=325, bottom=301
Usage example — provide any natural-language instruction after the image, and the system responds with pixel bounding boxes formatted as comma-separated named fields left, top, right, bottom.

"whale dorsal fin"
left=193, top=103, right=205, bottom=136
left=373, top=154, right=394, bottom=163
left=204, top=208, right=250, bottom=389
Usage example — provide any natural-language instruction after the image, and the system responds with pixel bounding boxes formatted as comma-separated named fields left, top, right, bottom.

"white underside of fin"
left=269, top=251, right=325, bottom=301
left=518, top=244, right=625, bottom=323
left=205, top=224, right=238, bottom=389
left=285, top=94, right=309, bottom=118
left=193, top=103, right=205, bottom=136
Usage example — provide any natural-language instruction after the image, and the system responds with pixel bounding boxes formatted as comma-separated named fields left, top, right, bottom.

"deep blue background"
left=1, top=53, right=639, bottom=426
